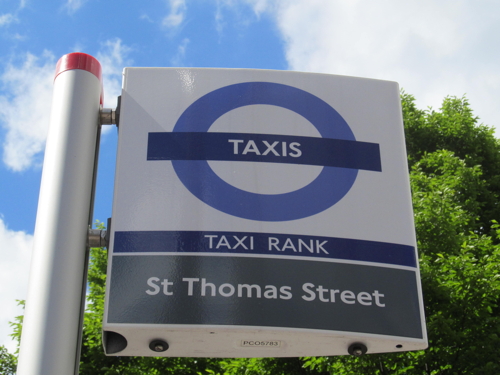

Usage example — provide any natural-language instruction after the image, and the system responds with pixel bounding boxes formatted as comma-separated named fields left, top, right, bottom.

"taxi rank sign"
left=103, top=68, right=428, bottom=357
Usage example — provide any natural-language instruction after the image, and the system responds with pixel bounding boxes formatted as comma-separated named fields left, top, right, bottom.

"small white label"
left=241, top=340, right=282, bottom=348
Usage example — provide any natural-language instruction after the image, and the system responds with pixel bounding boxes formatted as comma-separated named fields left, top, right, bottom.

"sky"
left=1, top=0, right=500, bottom=353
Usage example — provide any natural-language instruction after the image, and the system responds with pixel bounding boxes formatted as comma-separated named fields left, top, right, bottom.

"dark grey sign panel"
left=108, top=255, right=422, bottom=339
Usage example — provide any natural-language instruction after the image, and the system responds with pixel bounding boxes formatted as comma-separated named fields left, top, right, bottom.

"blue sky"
left=1, top=0, right=500, bottom=352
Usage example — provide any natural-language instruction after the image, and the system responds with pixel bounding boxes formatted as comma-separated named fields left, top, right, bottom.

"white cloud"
left=215, top=0, right=225, bottom=36
left=140, top=14, right=155, bottom=23
left=243, top=0, right=275, bottom=16
left=163, top=0, right=187, bottom=29
left=0, top=0, right=26, bottom=27
left=0, top=40, right=131, bottom=171
left=97, top=38, right=132, bottom=109
left=0, top=217, right=33, bottom=353
left=63, top=0, right=88, bottom=15
left=0, top=13, right=16, bottom=26
left=0, top=51, right=55, bottom=171
left=262, top=0, right=500, bottom=130
left=214, top=0, right=277, bottom=36
left=171, top=38, right=190, bottom=66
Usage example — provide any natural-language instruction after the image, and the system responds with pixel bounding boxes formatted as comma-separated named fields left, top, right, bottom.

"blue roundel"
left=171, top=82, right=358, bottom=221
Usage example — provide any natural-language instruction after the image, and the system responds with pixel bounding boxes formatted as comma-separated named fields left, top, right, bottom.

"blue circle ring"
left=172, top=82, right=358, bottom=221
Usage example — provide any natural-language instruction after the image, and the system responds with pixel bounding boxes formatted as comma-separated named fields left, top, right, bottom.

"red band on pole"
left=55, top=53, right=104, bottom=104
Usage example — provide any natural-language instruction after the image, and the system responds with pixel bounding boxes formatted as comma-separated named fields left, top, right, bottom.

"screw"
left=149, top=339, right=169, bottom=352
left=352, top=347, right=363, bottom=356
left=348, top=343, right=367, bottom=356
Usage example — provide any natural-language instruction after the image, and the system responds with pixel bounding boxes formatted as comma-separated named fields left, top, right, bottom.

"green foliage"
left=9, top=299, right=24, bottom=355
left=411, top=150, right=485, bottom=252
left=219, top=357, right=325, bottom=375
left=0, top=345, right=17, bottom=375
left=400, top=96, right=500, bottom=373
left=402, top=92, right=500, bottom=235
left=0, top=299, right=24, bottom=374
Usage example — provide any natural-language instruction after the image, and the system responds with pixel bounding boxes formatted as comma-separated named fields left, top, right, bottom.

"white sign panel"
left=103, top=68, right=427, bottom=357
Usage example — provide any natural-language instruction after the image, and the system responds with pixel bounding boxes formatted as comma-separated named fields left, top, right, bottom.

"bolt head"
left=149, top=339, right=169, bottom=352
left=348, top=343, right=367, bottom=356
left=353, top=348, right=363, bottom=356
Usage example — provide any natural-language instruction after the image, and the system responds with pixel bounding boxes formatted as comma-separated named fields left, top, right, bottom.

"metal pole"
left=17, top=53, right=103, bottom=375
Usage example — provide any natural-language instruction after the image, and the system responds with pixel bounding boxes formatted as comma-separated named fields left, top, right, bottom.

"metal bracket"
left=87, top=228, right=108, bottom=248
left=99, top=107, right=116, bottom=125
left=99, top=96, right=121, bottom=126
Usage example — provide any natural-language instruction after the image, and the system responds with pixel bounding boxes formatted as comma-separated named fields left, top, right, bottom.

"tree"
left=402, top=93, right=500, bottom=235
left=0, top=345, right=17, bottom=375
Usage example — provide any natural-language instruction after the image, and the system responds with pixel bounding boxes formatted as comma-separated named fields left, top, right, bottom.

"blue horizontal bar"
left=147, top=132, right=381, bottom=172
left=113, top=230, right=416, bottom=268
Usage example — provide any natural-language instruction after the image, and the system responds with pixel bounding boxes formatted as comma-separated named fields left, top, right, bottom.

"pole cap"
left=55, top=52, right=103, bottom=104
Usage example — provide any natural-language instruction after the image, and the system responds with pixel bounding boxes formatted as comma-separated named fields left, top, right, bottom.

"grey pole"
left=17, top=53, right=103, bottom=375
